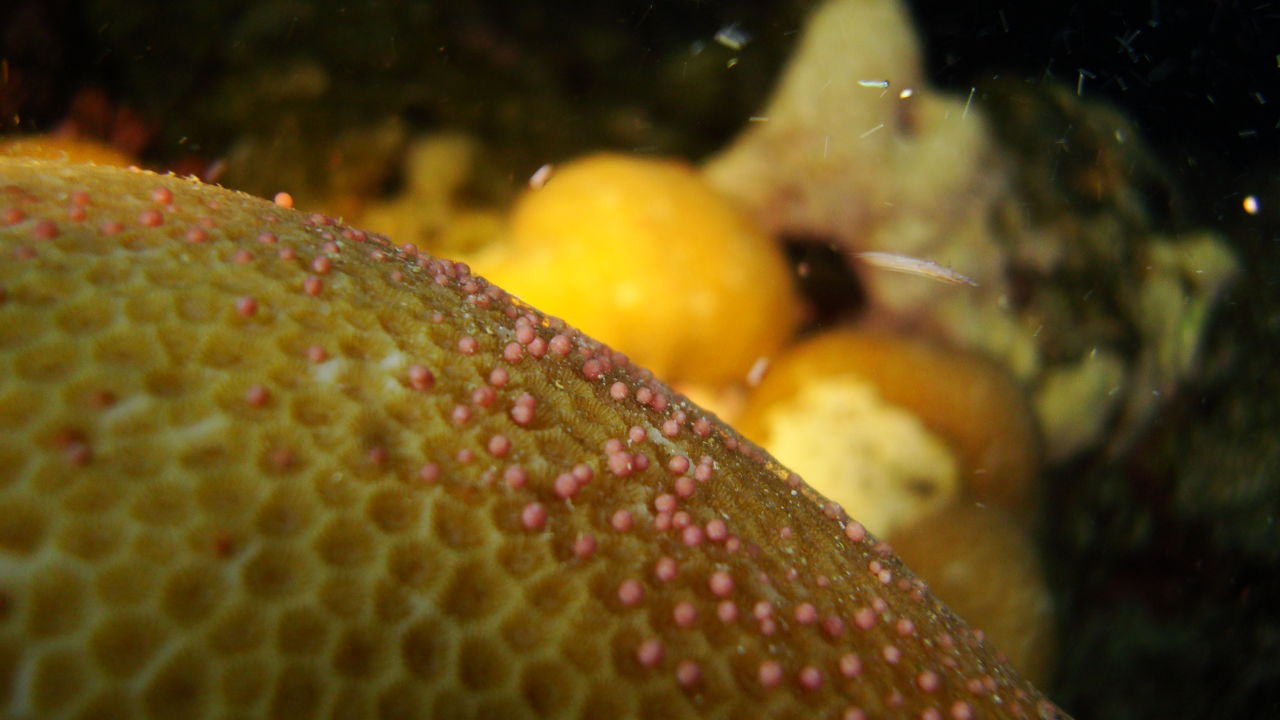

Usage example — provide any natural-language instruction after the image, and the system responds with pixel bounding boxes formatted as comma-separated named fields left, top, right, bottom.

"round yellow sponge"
left=473, top=153, right=800, bottom=387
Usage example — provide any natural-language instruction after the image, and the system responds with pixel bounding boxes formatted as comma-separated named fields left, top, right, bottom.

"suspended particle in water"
left=853, top=251, right=978, bottom=287
left=715, top=23, right=751, bottom=51
left=529, top=163, right=555, bottom=190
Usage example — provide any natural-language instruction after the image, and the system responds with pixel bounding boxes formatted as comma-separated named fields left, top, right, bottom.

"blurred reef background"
left=2, top=1, right=1278, bottom=718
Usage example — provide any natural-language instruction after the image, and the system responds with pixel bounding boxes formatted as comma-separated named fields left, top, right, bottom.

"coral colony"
left=0, top=157, right=1069, bottom=718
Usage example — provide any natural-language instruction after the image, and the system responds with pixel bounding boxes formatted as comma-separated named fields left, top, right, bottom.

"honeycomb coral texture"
left=0, top=158, right=1067, bottom=720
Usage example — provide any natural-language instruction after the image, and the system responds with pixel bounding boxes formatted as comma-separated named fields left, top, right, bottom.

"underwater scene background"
left=2, top=1, right=1277, bottom=718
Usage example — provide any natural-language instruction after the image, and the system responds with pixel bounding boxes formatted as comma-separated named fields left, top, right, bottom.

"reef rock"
left=704, top=0, right=1236, bottom=461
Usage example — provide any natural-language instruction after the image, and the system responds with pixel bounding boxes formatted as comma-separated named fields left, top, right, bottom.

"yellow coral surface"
left=0, top=158, right=1066, bottom=720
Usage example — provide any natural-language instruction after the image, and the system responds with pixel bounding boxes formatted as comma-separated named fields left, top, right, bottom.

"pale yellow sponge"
left=737, top=330, right=1042, bottom=528
left=472, top=153, right=800, bottom=387
left=745, top=371, right=961, bottom=538
left=0, top=158, right=1066, bottom=719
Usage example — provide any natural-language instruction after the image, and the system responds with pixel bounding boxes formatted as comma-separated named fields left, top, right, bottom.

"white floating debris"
left=1076, top=67, right=1096, bottom=97
left=529, top=163, right=554, bottom=190
left=746, top=356, right=771, bottom=387
left=715, top=23, right=751, bottom=51
left=857, top=79, right=890, bottom=89
left=899, top=88, right=914, bottom=99
left=859, top=123, right=885, bottom=139
left=853, top=251, right=979, bottom=287
left=1243, top=195, right=1260, bottom=215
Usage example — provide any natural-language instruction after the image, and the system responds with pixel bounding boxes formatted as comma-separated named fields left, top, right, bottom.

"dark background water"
left=3, top=1, right=1277, bottom=718
left=913, top=4, right=1280, bottom=718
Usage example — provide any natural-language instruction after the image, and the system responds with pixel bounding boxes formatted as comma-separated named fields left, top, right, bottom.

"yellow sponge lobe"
left=474, top=153, right=800, bottom=387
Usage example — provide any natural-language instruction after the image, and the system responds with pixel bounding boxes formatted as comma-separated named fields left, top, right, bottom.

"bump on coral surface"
left=0, top=158, right=1067, bottom=719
